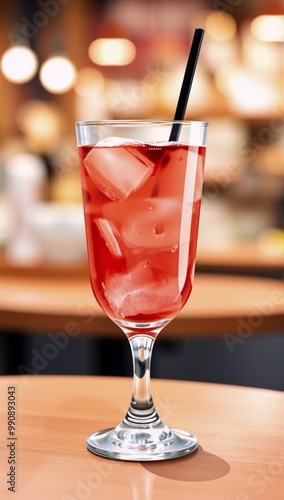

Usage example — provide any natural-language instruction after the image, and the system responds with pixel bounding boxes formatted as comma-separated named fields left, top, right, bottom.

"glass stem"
left=124, top=335, right=161, bottom=428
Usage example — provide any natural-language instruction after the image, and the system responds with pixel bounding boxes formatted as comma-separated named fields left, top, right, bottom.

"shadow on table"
left=142, top=445, right=230, bottom=482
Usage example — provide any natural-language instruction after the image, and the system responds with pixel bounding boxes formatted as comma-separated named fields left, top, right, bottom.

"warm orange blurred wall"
left=0, top=1, right=91, bottom=142
left=0, top=5, right=22, bottom=141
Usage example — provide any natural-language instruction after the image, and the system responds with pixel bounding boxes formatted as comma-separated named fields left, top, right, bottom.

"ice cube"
left=103, top=198, right=181, bottom=250
left=104, top=261, right=181, bottom=318
left=84, top=143, right=155, bottom=201
left=155, top=147, right=188, bottom=199
left=155, top=145, right=203, bottom=202
left=96, top=218, right=122, bottom=256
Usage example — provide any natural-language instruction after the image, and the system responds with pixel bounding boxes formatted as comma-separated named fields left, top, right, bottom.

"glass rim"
left=75, top=119, right=208, bottom=128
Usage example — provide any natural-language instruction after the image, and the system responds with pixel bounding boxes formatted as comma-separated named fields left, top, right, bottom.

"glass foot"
left=87, top=426, right=198, bottom=461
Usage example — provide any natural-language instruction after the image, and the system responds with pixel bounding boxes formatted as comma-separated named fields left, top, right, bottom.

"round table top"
left=0, top=375, right=283, bottom=499
left=197, top=241, right=284, bottom=275
left=0, top=257, right=284, bottom=336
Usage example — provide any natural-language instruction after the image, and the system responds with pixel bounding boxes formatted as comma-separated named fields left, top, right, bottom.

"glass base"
left=87, top=426, right=198, bottom=461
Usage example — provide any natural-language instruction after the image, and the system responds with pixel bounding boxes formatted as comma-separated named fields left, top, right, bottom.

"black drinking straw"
left=169, top=28, right=205, bottom=142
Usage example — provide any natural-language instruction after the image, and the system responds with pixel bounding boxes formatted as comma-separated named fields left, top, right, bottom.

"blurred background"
left=0, top=0, right=284, bottom=388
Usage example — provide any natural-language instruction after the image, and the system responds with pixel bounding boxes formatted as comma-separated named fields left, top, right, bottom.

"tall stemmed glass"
left=76, top=120, right=207, bottom=461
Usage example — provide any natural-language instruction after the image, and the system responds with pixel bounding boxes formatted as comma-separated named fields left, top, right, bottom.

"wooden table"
left=0, top=375, right=283, bottom=499
left=1, top=257, right=284, bottom=337
left=197, top=241, right=284, bottom=276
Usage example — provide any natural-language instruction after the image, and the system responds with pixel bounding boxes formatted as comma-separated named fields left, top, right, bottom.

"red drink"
left=76, top=121, right=207, bottom=461
left=78, top=141, right=205, bottom=333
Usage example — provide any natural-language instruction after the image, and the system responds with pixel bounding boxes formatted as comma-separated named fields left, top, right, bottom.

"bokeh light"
left=215, top=64, right=278, bottom=114
left=74, top=67, right=104, bottom=97
left=88, top=38, right=136, bottom=66
left=257, top=228, right=284, bottom=256
left=205, top=11, right=237, bottom=42
left=251, top=15, right=284, bottom=42
left=1, top=45, right=38, bottom=84
left=39, top=56, right=77, bottom=94
left=16, top=100, right=63, bottom=153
